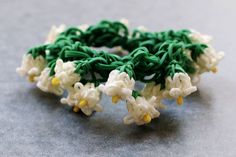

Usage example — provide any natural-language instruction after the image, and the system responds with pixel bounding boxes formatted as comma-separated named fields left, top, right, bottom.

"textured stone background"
left=0, top=0, right=236, bottom=156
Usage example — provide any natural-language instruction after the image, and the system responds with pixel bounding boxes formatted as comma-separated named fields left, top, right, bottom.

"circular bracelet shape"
left=16, top=19, right=224, bottom=125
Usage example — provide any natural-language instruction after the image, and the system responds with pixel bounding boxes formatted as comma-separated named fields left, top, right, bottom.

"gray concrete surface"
left=0, top=0, right=236, bottom=156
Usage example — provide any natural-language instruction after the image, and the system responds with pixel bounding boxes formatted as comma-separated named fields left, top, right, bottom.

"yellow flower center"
left=142, top=114, right=152, bottom=123
left=111, top=95, right=121, bottom=104
left=28, top=75, right=35, bottom=83
left=73, top=106, right=80, bottom=112
left=79, top=99, right=88, bottom=108
left=51, top=77, right=60, bottom=86
left=176, top=96, right=183, bottom=105
left=211, top=67, right=218, bottom=73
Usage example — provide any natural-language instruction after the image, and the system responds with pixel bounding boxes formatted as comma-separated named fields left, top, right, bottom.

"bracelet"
left=16, top=19, right=224, bottom=125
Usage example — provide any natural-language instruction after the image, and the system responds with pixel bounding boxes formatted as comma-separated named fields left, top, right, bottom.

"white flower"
left=189, top=30, right=212, bottom=44
left=196, top=47, right=224, bottom=73
left=54, top=59, right=81, bottom=88
left=98, top=70, right=135, bottom=104
left=45, top=25, right=66, bottom=44
left=123, top=96, right=160, bottom=125
left=141, top=82, right=166, bottom=109
left=73, top=82, right=102, bottom=116
left=53, top=59, right=81, bottom=106
left=16, top=54, right=46, bottom=82
left=36, top=67, right=64, bottom=96
left=163, top=73, right=197, bottom=105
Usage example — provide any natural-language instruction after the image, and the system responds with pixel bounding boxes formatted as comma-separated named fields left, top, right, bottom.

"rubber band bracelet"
left=16, top=19, right=224, bottom=125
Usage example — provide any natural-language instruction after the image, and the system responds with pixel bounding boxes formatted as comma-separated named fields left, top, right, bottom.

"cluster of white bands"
left=16, top=23, right=224, bottom=125
left=16, top=54, right=46, bottom=82
left=188, top=30, right=225, bottom=84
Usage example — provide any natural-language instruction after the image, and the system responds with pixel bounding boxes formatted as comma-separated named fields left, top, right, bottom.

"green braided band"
left=17, top=19, right=224, bottom=125
left=27, top=20, right=207, bottom=87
